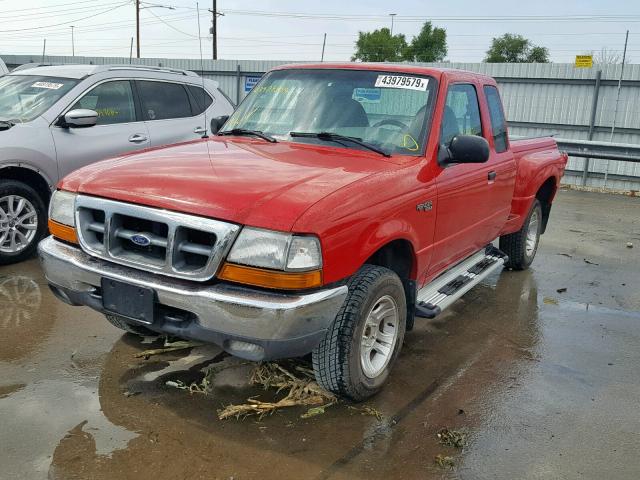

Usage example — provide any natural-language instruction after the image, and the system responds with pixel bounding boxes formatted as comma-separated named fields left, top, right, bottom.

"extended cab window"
left=187, top=85, right=214, bottom=115
left=440, top=84, right=482, bottom=145
left=484, top=85, right=508, bottom=153
left=137, top=81, right=192, bottom=121
left=221, top=69, right=436, bottom=156
left=70, top=80, right=136, bottom=125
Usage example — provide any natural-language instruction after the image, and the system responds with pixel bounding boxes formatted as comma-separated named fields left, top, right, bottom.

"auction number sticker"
left=31, top=81, right=64, bottom=90
left=375, top=75, right=428, bottom=91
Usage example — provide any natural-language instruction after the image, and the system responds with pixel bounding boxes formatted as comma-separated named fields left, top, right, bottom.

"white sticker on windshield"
left=31, top=81, right=64, bottom=90
left=374, top=75, right=428, bottom=91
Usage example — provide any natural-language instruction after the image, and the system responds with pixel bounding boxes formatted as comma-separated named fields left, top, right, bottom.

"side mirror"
left=210, top=115, right=229, bottom=134
left=440, top=135, right=490, bottom=165
left=59, top=109, right=98, bottom=128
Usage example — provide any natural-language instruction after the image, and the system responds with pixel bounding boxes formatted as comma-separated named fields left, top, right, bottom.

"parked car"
left=0, top=64, right=234, bottom=264
left=0, top=57, right=8, bottom=75
left=39, top=63, right=567, bottom=400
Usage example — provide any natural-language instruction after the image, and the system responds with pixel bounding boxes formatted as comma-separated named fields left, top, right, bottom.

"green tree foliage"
left=485, top=34, right=550, bottom=63
left=352, top=22, right=448, bottom=63
left=406, top=21, right=448, bottom=62
left=352, top=28, right=409, bottom=62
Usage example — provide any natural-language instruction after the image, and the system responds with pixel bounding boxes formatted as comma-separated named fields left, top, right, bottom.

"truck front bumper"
left=38, top=236, right=348, bottom=361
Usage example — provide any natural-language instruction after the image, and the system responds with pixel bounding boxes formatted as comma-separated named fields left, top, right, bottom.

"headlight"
left=226, top=227, right=322, bottom=271
left=49, top=190, right=77, bottom=227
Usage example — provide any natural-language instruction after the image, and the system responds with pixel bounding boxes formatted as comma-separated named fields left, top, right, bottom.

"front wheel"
left=312, top=265, right=407, bottom=401
left=0, top=180, right=48, bottom=265
left=500, top=199, right=542, bottom=270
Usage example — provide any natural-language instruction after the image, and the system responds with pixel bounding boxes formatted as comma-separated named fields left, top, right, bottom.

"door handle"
left=194, top=126, right=206, bottom=134
left=128, top=133, right=148, bottom=143
left=488, top=170, right=497, bottom=181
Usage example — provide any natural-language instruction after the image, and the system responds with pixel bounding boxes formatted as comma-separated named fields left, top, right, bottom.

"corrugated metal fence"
left=3, top=54, right=640, bottom=191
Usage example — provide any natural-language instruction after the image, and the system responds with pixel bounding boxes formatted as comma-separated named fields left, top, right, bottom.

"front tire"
left=105, top=314, right=156, bottom=336
left=500, top=199, right=542, bottom=270
left=0, top=180, right=47, bottom=265
left=312, top=265, right=406, bottom=401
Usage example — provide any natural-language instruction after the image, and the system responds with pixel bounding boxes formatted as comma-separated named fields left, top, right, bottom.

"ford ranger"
left=38, top=64, right=567, bottom=400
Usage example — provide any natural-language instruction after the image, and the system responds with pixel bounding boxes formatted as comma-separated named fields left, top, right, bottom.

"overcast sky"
left=0, top=0, right=638, bottom=63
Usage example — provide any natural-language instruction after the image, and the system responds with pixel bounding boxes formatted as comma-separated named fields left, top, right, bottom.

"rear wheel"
left=105, top=314, right=156, bottom=336
left=0, top=180, right=47, bottom=265
left=312, top=265, right=406, bottom=401
left=500, top=199, right=542, bottom=270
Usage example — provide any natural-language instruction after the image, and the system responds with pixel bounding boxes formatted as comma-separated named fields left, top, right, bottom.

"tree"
left=352, top=28, right=408, bottom=62
left=484, top=34, right=550, bottom=63
left=406, top=21, right=447, bottom=62
left=593, top=48, right=627, bottom=65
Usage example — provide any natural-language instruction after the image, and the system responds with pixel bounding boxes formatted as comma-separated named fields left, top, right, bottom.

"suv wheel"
left=312, top=265, right=407, bottom=401
left=500, top=199, right=542, bottom=270
left=0, top=180, right=47, bottom=265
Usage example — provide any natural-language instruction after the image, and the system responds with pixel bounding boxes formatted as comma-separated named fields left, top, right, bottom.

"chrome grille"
left=75, top=195, right=240, bottom=282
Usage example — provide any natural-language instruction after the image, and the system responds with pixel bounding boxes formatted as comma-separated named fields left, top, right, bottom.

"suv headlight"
left=220, top=227, right=323, bottom=289
left=49, top=190, right=77, bottom=227
left=48, top=190, right=78, bottom=244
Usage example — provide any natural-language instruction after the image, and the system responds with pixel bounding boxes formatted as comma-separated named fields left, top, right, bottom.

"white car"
left=0, top=64, right=234, bottom=264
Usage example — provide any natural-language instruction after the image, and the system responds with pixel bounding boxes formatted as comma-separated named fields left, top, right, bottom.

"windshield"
left=221, top=69, right=436, bottom=156
left=0, top=75, right=79, bottom=123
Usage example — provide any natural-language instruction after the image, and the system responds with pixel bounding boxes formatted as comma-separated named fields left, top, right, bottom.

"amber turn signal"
left=48, top=219, right=78, bottom=244
left=218, top=263, right=322, bottom=290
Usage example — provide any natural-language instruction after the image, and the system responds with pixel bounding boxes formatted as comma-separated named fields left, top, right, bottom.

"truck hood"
left=60, top=137, right=400, bottom=231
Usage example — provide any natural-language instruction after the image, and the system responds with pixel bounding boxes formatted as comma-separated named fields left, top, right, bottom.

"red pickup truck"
left=39, top=64, right=567, bottom=400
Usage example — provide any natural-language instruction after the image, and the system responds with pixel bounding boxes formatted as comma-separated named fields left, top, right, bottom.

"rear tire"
left=105, top=314, right=156, bottom=336
left=500, top=199, right=542, bottom=270
left=0, top=180, right=47, bottom=265
left=312, top=265, right=406, bottom=401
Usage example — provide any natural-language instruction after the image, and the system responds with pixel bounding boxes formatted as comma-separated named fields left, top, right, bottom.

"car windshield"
left=0, top=75, right=78, bottom=123
left=221, top=69, right=436, bottom=156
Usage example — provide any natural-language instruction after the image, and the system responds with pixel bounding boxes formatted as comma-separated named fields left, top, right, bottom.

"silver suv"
left=0, top=64, right=234, bottom=264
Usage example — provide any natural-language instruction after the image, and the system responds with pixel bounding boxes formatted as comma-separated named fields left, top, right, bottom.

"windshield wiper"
left=289, top=131, right=390, bottom=157
left=218, top=128, right=277, bottom=143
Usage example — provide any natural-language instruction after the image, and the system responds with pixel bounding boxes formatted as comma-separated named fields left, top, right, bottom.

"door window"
left=440, top=84, right=482, bottom=145
left=70, top=80, right=135, bottom=125
left=186, top=85, right=214, bottom=115
left=484, top=85, right=508, bottom=153
left=137, top=81, right=192, bottom=121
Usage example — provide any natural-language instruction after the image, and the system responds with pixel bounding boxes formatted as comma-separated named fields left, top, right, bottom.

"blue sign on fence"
left=244, top=75, right=262, bottom=93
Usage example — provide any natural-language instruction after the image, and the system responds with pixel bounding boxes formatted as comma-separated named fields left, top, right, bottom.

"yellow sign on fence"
left=575, top=55, right=593, bottom=68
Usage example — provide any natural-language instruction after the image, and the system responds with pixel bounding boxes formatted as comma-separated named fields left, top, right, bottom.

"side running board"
left=415, top=245, right=508, bottom=319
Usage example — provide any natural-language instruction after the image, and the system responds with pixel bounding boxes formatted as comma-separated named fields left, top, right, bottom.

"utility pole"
left=604, top=29, right=629, bottom=186
left=209, top=0, right=219, bottom=60
left=389, top=13, right=397, bottom=35
left=321, top=33, right=326, bottom=61
left=42, top=39, right=46, bottom=62
left=70, top=26, right=75, bottom=57
left=129, top=37, right=134, bottom=64
left=135, top=0, right=140, bottom=58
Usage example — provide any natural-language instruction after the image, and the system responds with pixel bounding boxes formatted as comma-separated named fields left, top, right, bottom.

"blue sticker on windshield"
left=354, top=88, right=381, bottom=103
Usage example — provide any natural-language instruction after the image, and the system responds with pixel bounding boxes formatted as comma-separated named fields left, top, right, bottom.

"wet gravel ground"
left=1, top=189, right=639, bottom=480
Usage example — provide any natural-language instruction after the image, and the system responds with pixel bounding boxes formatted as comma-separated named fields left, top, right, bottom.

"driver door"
left=428, top=83, right=492, bottom=276
left=50, top=79, right=150, bottom=178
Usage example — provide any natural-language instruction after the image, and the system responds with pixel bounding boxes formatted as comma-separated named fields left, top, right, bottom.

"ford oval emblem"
left=131, top=234, right=152, bottom=247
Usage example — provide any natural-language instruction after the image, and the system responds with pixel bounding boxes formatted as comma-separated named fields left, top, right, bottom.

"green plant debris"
left=218, top=362, right=336, bottom=420
left=300, top=404, right=333, bottom=419
left=135, top=339, right=203, bottom=359
left=348, top=405, right=383, bottom=420
left=543, top=297, right=559, bottom=305
left=437, top=428, right=467, bottom=448
left=434, top=454, right=455, bottom=470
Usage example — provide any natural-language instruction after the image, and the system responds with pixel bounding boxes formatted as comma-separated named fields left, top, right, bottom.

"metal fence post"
left=583, top=69, right=602, bottom=186
left=236, top=64, right=241, bottom=105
